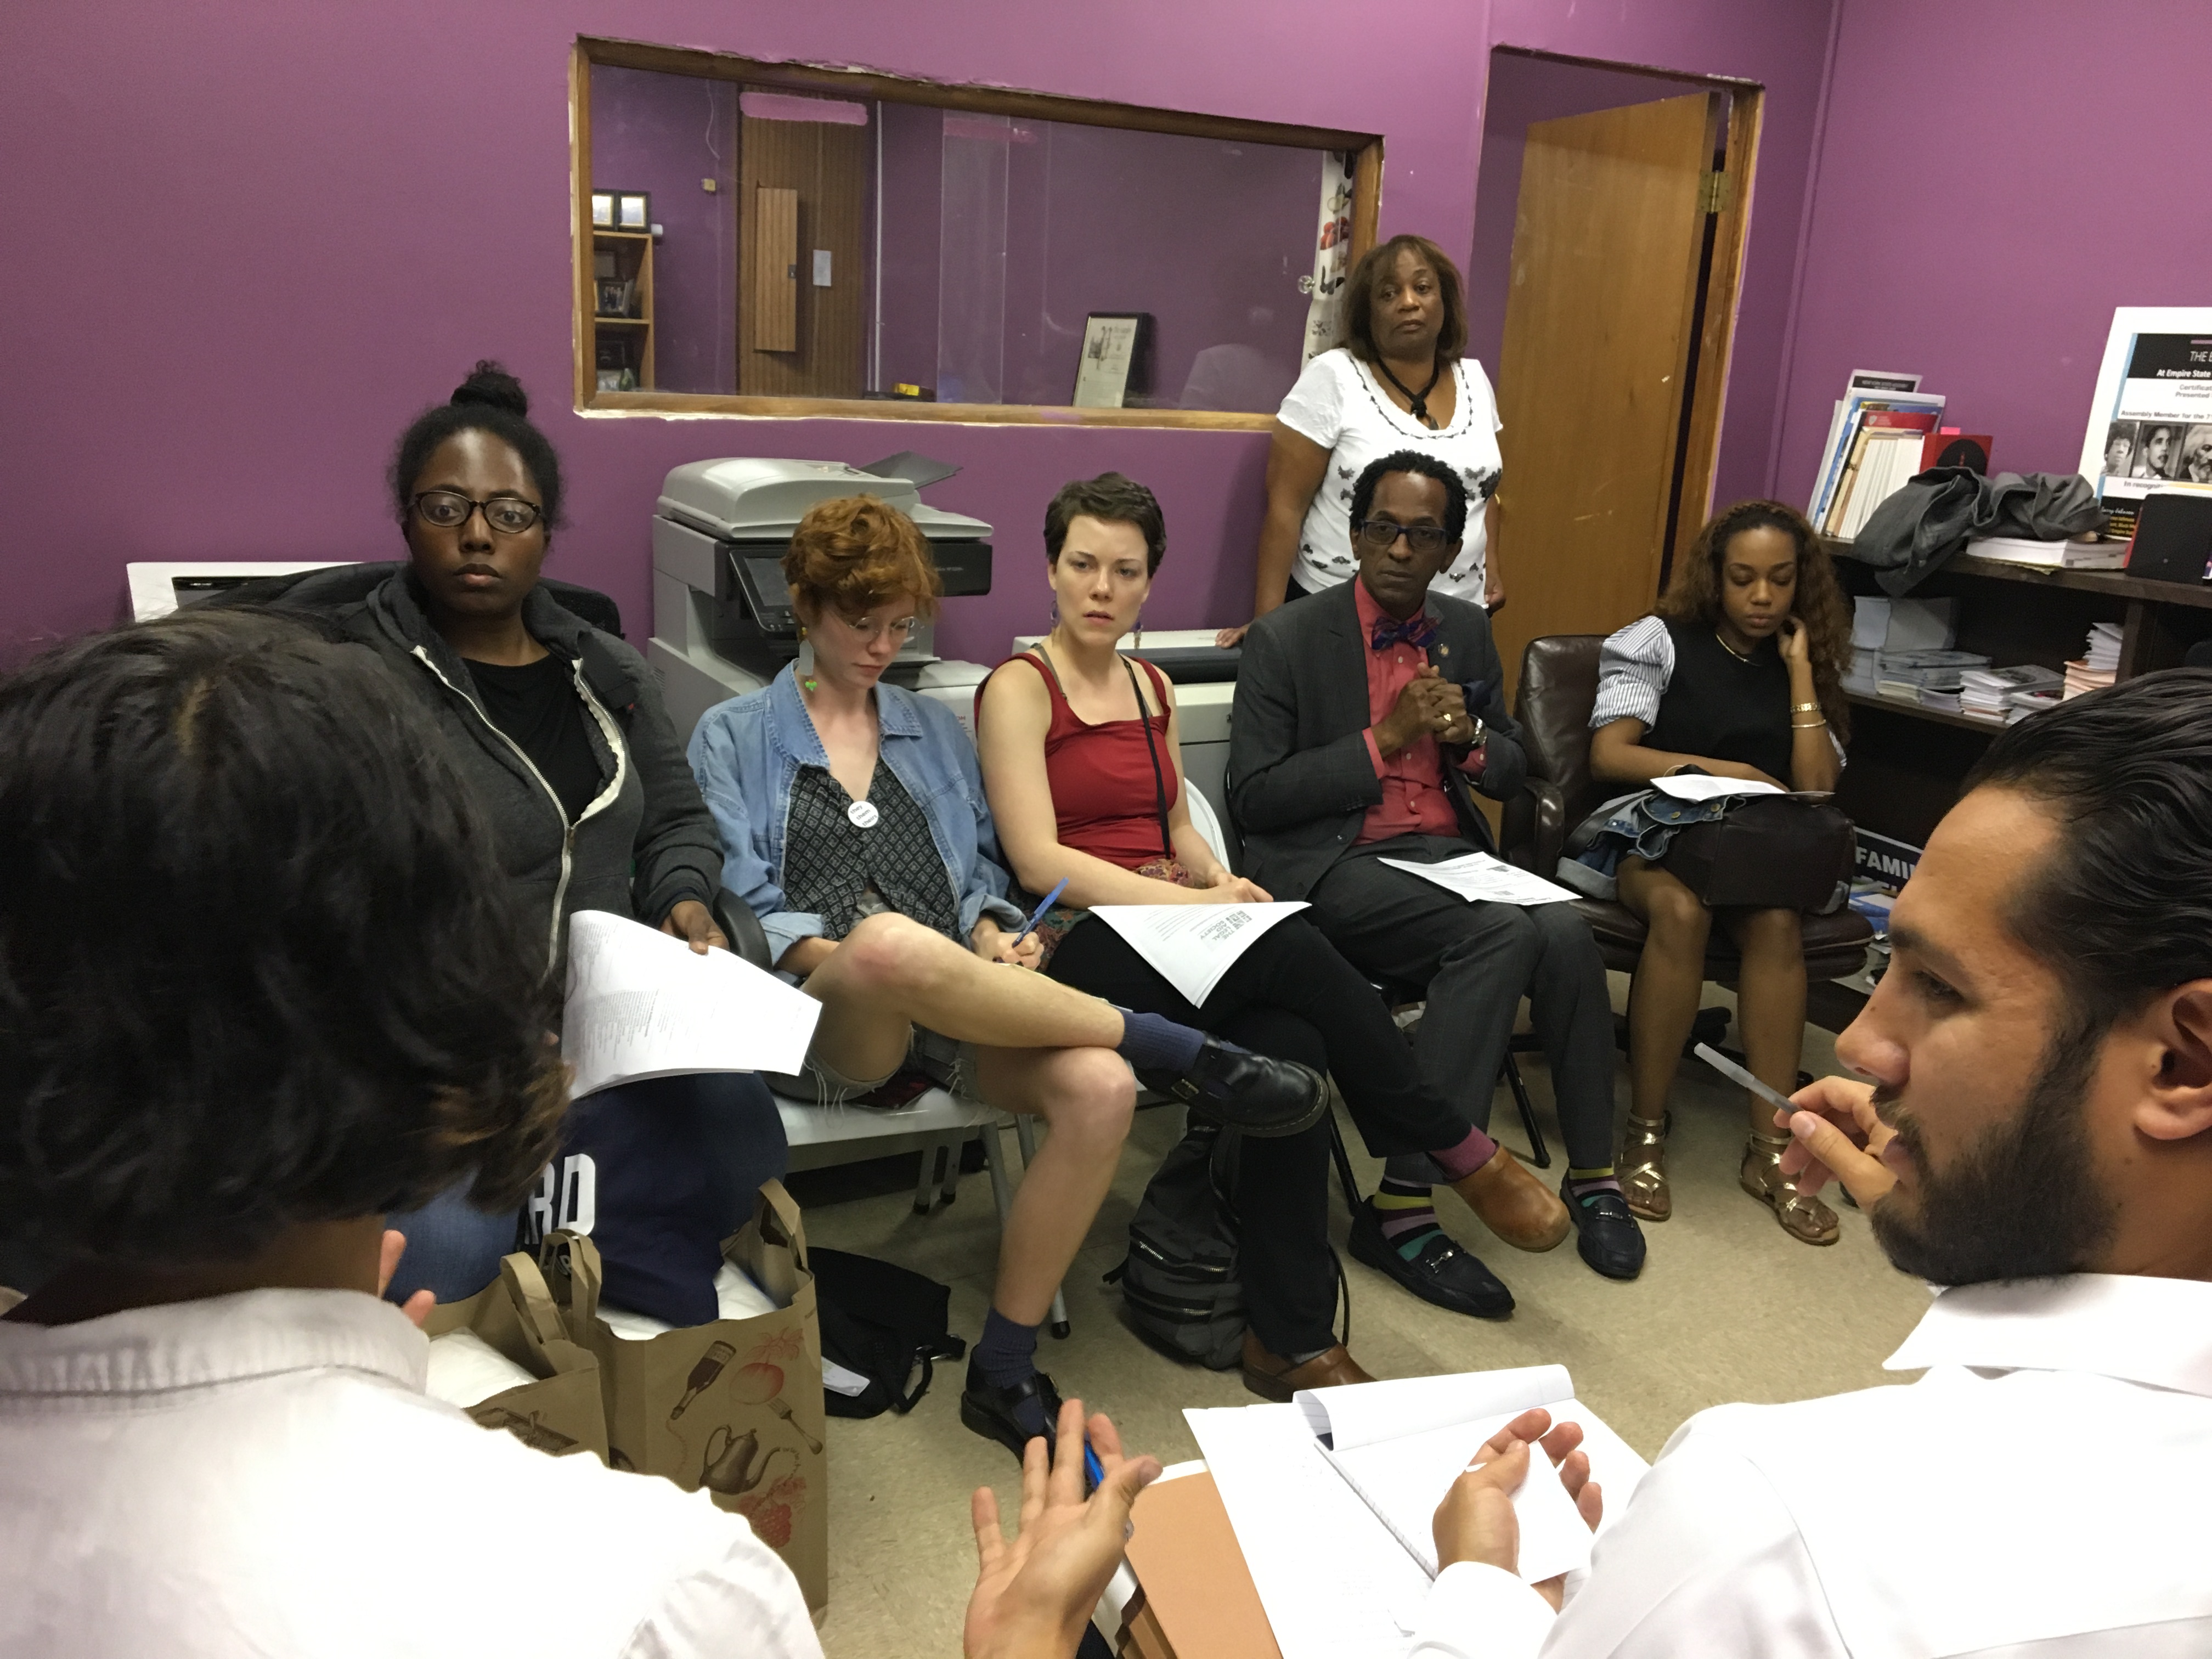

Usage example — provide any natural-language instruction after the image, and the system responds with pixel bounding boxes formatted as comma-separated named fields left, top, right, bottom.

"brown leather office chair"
left=1500, top=635, right=1874, bottom=987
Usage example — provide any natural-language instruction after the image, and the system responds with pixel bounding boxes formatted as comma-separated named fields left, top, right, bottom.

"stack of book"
left=1957, top=664, right=2063, bottom=724
left=1965, top=535, right=2126, bottom=572
left=1846, top=596, right=1957, bottom=696
left=1810, top=390, right=1948, bottom=535
left=2062, top=622, right=2123, bottom=699
left=1875, top=648, right=1991, bottom=708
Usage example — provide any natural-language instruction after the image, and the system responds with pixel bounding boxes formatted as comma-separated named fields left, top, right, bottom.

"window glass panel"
left=586, top=60, right=1345, bottom=413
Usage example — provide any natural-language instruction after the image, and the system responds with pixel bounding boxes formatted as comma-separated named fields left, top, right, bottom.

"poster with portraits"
left=2078, top=308, right=2212, bottom=502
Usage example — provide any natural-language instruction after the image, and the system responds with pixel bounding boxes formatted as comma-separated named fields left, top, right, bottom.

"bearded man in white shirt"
left=1415, top=666, right=2212, bottom=1659
left=0, top=612, right=1155, bottom=1659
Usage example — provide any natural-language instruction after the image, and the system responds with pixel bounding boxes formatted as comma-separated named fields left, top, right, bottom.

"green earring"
left=799, top=625, right=817, bottom=693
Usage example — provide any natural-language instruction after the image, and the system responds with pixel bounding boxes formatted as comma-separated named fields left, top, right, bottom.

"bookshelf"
left=1829, top=538, right=2212, bottom=847
left=592, top=230, right=654, bottom=391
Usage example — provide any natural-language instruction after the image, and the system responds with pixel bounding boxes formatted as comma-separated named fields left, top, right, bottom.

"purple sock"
left=1430, top=1124, right=1502, bottom=1182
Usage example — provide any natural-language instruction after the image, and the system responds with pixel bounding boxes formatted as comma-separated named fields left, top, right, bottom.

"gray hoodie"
left=336, top=572, right=722, bottom=974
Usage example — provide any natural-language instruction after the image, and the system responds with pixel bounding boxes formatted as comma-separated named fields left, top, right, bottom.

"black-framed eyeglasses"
left=412, top=490, right=544, bottom=536
left=1355, top=517, right=1451, bottom=555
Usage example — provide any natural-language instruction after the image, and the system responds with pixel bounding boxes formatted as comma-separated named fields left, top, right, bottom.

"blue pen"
left=1082, top=1441, right=1105, bottom=1495
left=1014, top=878, right=1070, bottom=945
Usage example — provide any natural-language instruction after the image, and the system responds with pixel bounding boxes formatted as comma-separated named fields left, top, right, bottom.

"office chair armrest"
left=1500, top=778, right=1567, bottom=874
left=713, top=888, right=774, bottom=970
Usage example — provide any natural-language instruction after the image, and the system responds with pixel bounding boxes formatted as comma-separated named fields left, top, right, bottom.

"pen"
left=1692, top=1043, right=1802, bottom=1116
left=1082, top=1440, right=1105, bottom=1496
left=1013, top=878, right=1070, bottom=945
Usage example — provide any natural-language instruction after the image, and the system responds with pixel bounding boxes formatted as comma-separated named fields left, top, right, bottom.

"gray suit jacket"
left=1228, top=580, right=1526, bottom=901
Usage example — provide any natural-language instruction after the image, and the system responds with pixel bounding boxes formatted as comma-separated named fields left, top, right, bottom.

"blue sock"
left=974, top=1307, right=1048, bottom=1437
left=1114, top=1007, right=1209, bottom=1073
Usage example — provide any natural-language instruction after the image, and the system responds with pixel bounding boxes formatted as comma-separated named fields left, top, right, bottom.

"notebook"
left=1294, top=1369, right=1649, bottom=1584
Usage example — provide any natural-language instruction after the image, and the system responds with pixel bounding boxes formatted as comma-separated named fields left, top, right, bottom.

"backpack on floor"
left=810, top=1248, right=966, bottom=1420
left=1108, top=1121, right=1249, bottom=1369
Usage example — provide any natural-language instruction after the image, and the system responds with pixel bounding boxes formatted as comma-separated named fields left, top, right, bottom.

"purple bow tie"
left=1370, top=613, right=1438, bottom=653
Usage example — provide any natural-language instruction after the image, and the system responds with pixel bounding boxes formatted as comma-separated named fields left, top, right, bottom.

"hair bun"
left=450, top=359, right=528, bottom=417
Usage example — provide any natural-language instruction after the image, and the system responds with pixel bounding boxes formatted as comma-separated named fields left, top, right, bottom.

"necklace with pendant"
left=1375, top=355, right=1445, bottom=428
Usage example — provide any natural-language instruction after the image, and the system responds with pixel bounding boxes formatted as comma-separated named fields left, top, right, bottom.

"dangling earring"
left=1049, top=596, right=1059, bottom=629
left=798, top=625, right=817, bottom=693
left=1134, top=607, right=1144, bottom=648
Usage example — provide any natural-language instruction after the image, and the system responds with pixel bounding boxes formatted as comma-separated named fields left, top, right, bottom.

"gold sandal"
left=1741, top=1131, right=1838, bottom=1246
left=1620, top=1112, right=1671, bottom=1222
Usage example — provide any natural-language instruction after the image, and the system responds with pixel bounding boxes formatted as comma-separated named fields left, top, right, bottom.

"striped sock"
left=1566, top=1165, right=1622, bottom=1202
left=1429, top=1124, right=1502, bottom=1182
left=1372, top=1176, right=1444, bottom=1261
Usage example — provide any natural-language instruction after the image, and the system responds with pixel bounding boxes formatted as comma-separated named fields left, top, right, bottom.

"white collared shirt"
left=1409, top=1274, right=2212, bottom=1658
left=0, top=1288, right=823, bottom=1659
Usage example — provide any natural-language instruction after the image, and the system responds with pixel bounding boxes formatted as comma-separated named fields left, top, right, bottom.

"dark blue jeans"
left=383, top=1070, right=788, bottom=1318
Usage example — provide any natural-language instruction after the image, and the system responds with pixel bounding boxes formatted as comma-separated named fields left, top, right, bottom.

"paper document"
left=563, top=910, right=821, bottom=1097
left=1297, top=1369, right=1647, bottom=1584
left=1650, top=774, right=1782, bottom=803
left=1378, top=852, right=1578, bottom=907
left=1088, top=901, right=1308, bottom=1007
left=1188, top=1368, right=1649, bottom=1659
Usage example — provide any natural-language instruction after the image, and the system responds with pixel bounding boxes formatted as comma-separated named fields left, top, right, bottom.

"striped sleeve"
left=1590, top=616, right=1672, bottom=730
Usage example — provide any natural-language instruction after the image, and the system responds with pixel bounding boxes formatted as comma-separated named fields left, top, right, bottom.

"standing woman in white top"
left=1217, top=234, right=1505, bottom=646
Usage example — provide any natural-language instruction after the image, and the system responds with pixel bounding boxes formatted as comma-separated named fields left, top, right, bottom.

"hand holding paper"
left=563, top=910, right=822, bottom=1097
left=1432, top=1409, right=1602, bottom=1609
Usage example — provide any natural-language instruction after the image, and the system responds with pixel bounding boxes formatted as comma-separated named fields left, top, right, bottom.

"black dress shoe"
left=1137, top=1037, right=1328, bottom=1138
left=1561, top=1178, right=1646, bottom=1280
left=1348, top=1199, right=1514, bottom=1319
left=959, top=1356, right=1065, bottom=1463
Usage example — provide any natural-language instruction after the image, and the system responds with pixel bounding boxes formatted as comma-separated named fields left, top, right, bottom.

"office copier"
left=647, top=457, right=994, bottom=745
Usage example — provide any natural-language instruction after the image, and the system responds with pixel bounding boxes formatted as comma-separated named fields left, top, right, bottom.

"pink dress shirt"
left=1353, top=579, right=1486, bottom=846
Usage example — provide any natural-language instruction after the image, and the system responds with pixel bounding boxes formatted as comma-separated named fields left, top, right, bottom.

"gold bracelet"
left=1792, top=701, right=1819, bottom=714
left=1791, top=718, right=1826, bottom=729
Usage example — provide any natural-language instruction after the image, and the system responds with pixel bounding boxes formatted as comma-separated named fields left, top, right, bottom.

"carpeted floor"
left=796, top=974, right=1931, bottom=1656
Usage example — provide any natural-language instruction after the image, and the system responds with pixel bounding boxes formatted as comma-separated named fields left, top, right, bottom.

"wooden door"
left=737, top=106, right=869, bottom=396
left=1491, top=93, right=1717, bottom=696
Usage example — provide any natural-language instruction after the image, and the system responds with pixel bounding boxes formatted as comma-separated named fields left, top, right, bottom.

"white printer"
left=647, top=457, right=995, bottom=744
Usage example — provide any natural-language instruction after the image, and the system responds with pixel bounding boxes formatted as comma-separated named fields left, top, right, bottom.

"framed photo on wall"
left=590, top=190, right=615, bottom=229
left=1073, top=313, right=1152, bottom=409
left=616, top=191, right=651, bottom=232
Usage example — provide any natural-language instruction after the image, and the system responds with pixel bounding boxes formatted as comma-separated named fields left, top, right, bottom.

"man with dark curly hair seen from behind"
left=0, top=612, right=828, bottom=1657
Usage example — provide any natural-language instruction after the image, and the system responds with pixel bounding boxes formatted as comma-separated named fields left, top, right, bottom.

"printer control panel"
left=729, top=552, right=798, bottom=636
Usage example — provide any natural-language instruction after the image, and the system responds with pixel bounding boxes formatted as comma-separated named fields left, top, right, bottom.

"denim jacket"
left=687, top=663, right=1024, bottom=968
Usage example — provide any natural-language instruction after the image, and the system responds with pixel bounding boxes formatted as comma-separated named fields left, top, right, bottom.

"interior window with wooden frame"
left=573, top=37, right=1381, bottom=428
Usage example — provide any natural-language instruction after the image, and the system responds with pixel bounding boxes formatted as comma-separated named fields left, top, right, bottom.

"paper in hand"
left=1650, top=774, right=1783, bottom=803
left=562, top=910, right=821, bottom=1098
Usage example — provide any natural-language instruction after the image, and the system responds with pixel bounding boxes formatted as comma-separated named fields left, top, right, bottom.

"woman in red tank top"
left=977, top=475, right=1572, bottom=1402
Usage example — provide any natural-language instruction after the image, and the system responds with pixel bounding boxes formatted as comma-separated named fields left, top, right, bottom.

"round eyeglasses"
left=1354, top=518, right=1451, bottom=556
left=832, top=612, right=921, bottom=646
left=413, top=490, right=544, bottom=537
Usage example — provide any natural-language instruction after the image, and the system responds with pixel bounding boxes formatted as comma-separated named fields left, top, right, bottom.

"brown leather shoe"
left=1239, top=1330, right=1376, bottom=1402
left=1447, top=1145, right=1571, bottom=1251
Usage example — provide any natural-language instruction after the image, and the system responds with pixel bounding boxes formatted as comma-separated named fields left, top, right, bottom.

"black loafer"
left=1137, top=1037, right=1328, bottom=1138
left=1561, top=1178, right=1646, bottom=1280
left=1348, top=1199, right=1514, bottom=1319
left=959, top=1356, right=1065, bottom=1464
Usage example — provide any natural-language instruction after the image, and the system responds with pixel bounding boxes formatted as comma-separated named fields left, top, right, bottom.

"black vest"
left=1643, top=619, right=1794, bottom=785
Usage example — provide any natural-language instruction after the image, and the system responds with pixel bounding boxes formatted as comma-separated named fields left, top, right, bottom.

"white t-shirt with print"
left=1276, top=347, right=1504, bottom=604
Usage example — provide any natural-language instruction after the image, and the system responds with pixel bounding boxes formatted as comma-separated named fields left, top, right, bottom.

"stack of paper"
left=2062, top=622, right=2123, bottom=698
left=1959, top=664, right=2062, bottom=724
left=1875, top=648, right=1990, bottom=703
left=1088, top=902, right=1310, bottom=1006
left=2006, top=689, right=2061, bottom=723
left=1187, top=1368, right=1650, bottom=1659
left=1966, top=535, right=2126, bottom=571
left=1848, top=599, right=1959, bottom=698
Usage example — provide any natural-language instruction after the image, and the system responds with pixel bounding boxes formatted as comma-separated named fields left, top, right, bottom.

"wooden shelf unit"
left=592, top=230, right=654, bottom=390
left=1829, top=539, right=2212, bottom=847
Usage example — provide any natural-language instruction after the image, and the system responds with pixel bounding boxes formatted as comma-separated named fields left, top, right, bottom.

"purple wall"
left=1465, top=54, right=1714, bottom=381
left=590, top=66, right=740, bottom=396
left=1, top=0, right=1839, bottom=665
left=1774, top=0, right=2212, bottom=505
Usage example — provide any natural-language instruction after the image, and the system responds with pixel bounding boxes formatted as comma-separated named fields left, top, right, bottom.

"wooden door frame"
left=1482, top=48, right=1762, bottom=596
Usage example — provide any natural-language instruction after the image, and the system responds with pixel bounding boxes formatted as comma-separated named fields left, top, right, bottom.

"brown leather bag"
left=1659, top=796, right=1855, bottom=912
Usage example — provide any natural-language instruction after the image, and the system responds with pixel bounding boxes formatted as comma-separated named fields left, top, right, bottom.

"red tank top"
left=986, top=651, right=1179, bottom=871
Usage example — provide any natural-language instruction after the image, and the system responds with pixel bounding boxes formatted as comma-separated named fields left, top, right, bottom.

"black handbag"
left=811, top=1248, right=966, bottom=1419
left=1659, top=796, right=1854, bottom=912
